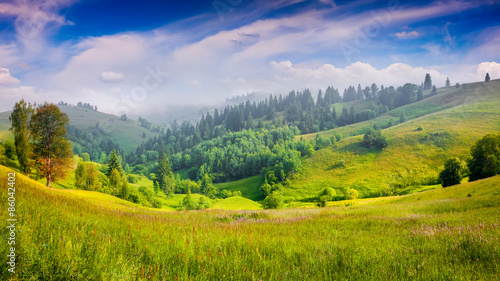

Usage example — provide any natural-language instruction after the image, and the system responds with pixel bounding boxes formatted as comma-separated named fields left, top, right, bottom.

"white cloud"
left=476, top=62, right=500, bottom=81
left=100, top=71, right=126, bottom=83
left=395, top=31, right=419, bottom=39
left=0, top=68, right=20, bottom=85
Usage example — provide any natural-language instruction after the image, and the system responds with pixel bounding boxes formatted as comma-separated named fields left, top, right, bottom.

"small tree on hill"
left=467, top=133, right=500, bottom=181
left=9, top=99, right=34, bottom=174
left=182, top=190, right=197, bottom=210
left=263, top=191, right=284, bottom=209
left=106, top=149, right=122, bottom=177
left=430, top=85, right=437, bottom=96
left=30, top=103, right=72, bottom=187
left=317, top=187, right=336, bottom=207
left=109, top=168, right=122, bottom=196
left=439, top=158, right=464, bottom=187
left=485, top=73, right=491, bottom=82
left=157, top=153, right=175, bottom=196
left=445, top=77, right=450, bottom=87
left=423, top=73, right=432, bottom=90
left=363, top=128, right=387, bottom=149
left=75, top=162, right=100, bottom=190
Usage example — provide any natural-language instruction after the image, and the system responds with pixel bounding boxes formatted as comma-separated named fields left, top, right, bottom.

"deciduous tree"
left=29, top=103, right=72, bottom=187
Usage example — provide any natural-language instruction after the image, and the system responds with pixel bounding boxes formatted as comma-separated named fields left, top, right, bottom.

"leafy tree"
left=75, top=162, right=100, bottom=190
left=30, top=103, right=72, bottom=187
left=109, top=168, right=122, bottom=196
left=467, top=133, right=500, bottom=181
left=439, top=158, right=464, bottom=187
left=119, top=178, right=130, bottom=199
left=423, top=73, right=432, bottom=90
left=9, top=99, right=34, bottom=174
left=106, top=149, right=123, bottom=177
left=446, top=77, right=450, bottom=87
left=455, top=83, right=460, bottom=88
left=197, top=196, right=211, bottom=210
left=262, top=191, right=284, bottom=209
left=0, top=143, right=6, bottom=165
left=317, top=187, right=336, bottom=207
left=82, top=152, right=90, bottom=162
left=346, top=188, right=359, bottom=200
left=362, top=128, right=387, bottom=149
left=157, top=153, right=174, bottom=196
left=485, top=73, right=490, bottom=82
left=182, top=190, right=197, bottom=210
left=3, top=140, right=16, bottom=160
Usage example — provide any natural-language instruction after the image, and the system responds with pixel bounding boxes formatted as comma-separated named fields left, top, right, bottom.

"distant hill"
left=0, top=104, right=157, bottom=154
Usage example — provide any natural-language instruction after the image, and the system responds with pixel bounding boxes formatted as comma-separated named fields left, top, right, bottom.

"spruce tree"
left=423, top=73, right=432, bottom=90
left=106, top=149, right=122, bottom=177
left=485, top=73, right=491, bottom=82
left=446, top=77, right=450, bottom=87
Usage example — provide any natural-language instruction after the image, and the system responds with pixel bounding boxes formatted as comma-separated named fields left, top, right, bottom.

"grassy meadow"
left=1, top=164, right=499, bottom=280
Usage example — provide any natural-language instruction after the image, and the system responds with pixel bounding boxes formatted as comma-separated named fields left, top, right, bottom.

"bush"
left=439, top=158, right=464, bottom=187
left=362, top=128, right=387, bottom=149
left=467, top=133, right=500, bottom=181
left=262, top=192, right=284, bottom=209
left=346, top=188, right=359, bottom=200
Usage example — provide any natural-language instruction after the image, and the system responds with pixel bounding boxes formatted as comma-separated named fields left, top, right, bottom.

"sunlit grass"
left=1, top=164, right=499, bottom=280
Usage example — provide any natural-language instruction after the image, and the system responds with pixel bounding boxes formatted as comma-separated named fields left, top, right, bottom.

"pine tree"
left=423, top=73, right=432, bottom=90
left=9, top=99, right=34, bottom=174
left=485, top=73, right=491, bottom=82
left=446, top=77, right=450, bottom=87
left=106, top=149, right=122, bottom=177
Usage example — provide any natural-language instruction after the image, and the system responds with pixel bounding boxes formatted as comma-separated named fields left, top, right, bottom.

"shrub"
left=346, top=188, right=359, bottom=200
left=262, top=192, right=284, bottom=209
left=363, top=128, right=387, bottom=149
left=439, top=158, right=465, bottom=187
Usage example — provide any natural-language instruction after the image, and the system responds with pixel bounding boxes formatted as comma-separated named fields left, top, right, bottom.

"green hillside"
left=1, top=164, right=498, bottom=280
left=283, top=79, right=500, bottom=201
left=0, top=104, right=156, bottom=154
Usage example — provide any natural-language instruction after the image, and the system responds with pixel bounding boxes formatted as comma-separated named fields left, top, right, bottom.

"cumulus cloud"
left=268, top=61, right=449, bottom=93
left=100, top=71, right=125, bottom=83
left=0, top=68, right=20, bottom=85
left=395, top=31, right=419, bottom=39
left=476, top=62, right=500, bottom=81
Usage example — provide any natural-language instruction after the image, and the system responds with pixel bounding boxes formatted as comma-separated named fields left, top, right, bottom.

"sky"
left=0, top=0, right=499, bottom=118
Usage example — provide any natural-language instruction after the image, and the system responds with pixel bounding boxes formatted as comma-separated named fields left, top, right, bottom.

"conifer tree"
left=9, top=99, right=34, bottom=174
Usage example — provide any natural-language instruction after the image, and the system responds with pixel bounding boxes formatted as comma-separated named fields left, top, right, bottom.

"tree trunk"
left=47, top=157, right=51, bottom=187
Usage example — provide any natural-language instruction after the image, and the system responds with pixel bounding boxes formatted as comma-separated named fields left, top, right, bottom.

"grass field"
left=1, top=164, right=499, bottom=280
left=212, top=196, right=262, bottom=210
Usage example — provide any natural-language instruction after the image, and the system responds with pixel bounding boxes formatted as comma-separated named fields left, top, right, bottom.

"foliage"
left=3, top=140, right=16, bottom=160
left=468, top=133, right=500, bottom=181
left=30, top=103, right=73, bottom=187
left=106, top=149, right=123, bottom=177
left=362, top=128, right=387, bottom=149
left=262, top=191, right=284, bottom=209
left=439, top=158, right=465, bottom=187
left=9, top=99, right=34, bottom=174
left=485, top=73, right=491, bottom=82
left=181, top=190, right=197, bottom=210
left=109, top=168, right=122, bottom=196
left=156, top=153, right=174, bottom=196
left=75, top=162, right=100, bottom=190
left=346, top=188, right=359, bottom=200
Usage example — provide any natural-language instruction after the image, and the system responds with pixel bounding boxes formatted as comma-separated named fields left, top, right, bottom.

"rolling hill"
left=0, top=104, right=157, bottom=154
left=1, top=164, right=498, bottom=280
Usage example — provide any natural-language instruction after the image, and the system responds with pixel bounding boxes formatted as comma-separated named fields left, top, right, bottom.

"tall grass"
left=1, top=165, right=499, bottom=280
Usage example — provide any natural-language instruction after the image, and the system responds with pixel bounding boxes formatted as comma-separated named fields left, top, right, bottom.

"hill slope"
left=0, top=104, right=156, bottom=154
left=284, top=79, right=500, bottom=201
left=1, top=164, right=499, bottom=280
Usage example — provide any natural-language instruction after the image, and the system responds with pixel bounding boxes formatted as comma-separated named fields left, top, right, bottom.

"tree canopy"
left=467, top=133, right=500, bottom=181
left=29, top=103, right=72, bottom=187
left=9, top=99, right=34, bottom=174
left=439, top=158, right=464, bottom=187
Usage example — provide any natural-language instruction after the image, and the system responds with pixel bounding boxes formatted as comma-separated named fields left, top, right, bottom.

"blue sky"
left=0, top=0, right=499, bottom=116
